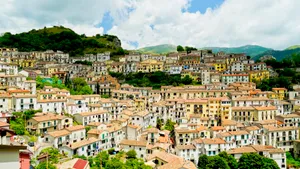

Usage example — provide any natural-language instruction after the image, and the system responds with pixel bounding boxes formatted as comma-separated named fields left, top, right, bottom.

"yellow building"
left=134, top=99, right=146, bottom=111
left=181, top=71, right=200, bottom=81
left=272, top=88, right=287, bottom=100
left=266, top=91, right=278, bottom=99
left=231, top=107, right=256, bottom=122
left=137, top=59, right=164, bottom=72
left=20, top=59, right=36, bottom=68
left=185, top=99, right=208, bottom=118
left=249, top=70, right=269, bottom=82
left=27, top=113, right=73, bottom=134
left=213, top=63, right=227, bottom=72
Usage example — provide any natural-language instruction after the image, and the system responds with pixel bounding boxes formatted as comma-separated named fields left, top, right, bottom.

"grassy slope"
left=201, top=45, right=271, bottom=57
left=138, top=44, right=177, bottom=54
left=285, top=45, right=300, bottom=50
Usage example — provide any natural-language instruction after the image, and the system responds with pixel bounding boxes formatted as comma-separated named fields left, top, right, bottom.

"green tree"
left=94, top=151, right=109, bottom=168
left=105, top=158, right=125, bottom=169
left=126, top=150, right=137, bottom=159
left=156, top=118, right=163, bottom=130
left=206, top=156, right=230, bottom=169
left=198, top=154, right=209, bottom=169
left=101, top=94, right=110, bottom=98
left=181, top=75, right=193, bottom=85
left=177, top=45, right=185, bottom=52
left=40, top=147, right=62, bottom=164
left=185, top=46, right=197, bottom=53
left=218, top=152, right=238, bottom=169
left=71, top=78, right=93, bottom=95
left=164, top=119, right=176, bottom=137
left=262, top=157, right=281, bottom=169
left=238, top=153, right=279, bottom=169
left=125, top=159, right=152, bottom=169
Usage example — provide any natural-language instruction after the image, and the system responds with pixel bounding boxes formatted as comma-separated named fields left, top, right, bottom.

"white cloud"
left=108, top=0, right=300, bottom=50
left=0, top=0, right=133, bottom=34
left=1, top=0, right=300, bottom=50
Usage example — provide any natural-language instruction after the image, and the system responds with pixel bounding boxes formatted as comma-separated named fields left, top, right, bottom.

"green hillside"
left=201, top=45, right=271, bottom=57
left=0, top=26, right=127, bottom=57
left=285, top=45, right=300, bottom=50
left=138, top=44, right=177, bottom=54
left=253, top=48, right=300, bottom=61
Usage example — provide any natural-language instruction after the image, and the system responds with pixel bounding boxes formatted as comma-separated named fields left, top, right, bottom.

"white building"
left=119, top=139, right=147, bottom=159
left=74, top=110, right=110, bottom=126
left=61, top=137, right=101, bottom=157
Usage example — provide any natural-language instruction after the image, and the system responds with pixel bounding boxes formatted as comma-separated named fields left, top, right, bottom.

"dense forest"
left=0, top=26, right=128, bottom=57
left=109, top=71, right=194, bottom=89
left=256, top=53, right=300, bottom=91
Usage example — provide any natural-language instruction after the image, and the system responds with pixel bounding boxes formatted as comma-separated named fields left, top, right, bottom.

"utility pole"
left=46, top=152, right=48, bottom=169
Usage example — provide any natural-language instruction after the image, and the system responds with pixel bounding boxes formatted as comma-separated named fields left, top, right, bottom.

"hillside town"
left=1, top=47, right=300, bottom=169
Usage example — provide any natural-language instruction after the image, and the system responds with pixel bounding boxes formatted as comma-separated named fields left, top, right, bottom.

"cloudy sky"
left=1, top=0, right=300, bottom=50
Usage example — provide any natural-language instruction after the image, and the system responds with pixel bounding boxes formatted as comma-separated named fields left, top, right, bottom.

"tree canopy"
left=238, top=153, right=280, bottom=169
left=177, top=45, right=184, bottom=52
left=36, top=76, right=93, bottom=95
left=110, top=71, right=193, bottom=89
left=0, top=26, right=128, bottom=57
left=198, top=152, right=279, bottom=169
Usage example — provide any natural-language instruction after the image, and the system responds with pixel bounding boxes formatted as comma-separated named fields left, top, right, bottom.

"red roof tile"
left=73, top=159, right=88, bottom=169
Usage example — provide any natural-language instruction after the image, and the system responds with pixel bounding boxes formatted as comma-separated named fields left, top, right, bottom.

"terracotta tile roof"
left=48, top=130, right=70, bottom=138
left=87, top=122, right=104, bottom=127
left=14, top=94, right=37, bottom=98
left=0, top=121, right=10, bottom=127
left=146, top=151, right=197, bottom=169
left=245, top=126, right=260, bottom=131
left=228, top=130, right=249, bottom=135
left=176, top=144, right=196, bottom=150
left=87, top=129, right=105, bottom=135
left=211, top=126, right=225, bottom=131
left=254, top=106, right=277, bottom=111
left=73, top=159, right=88, bottom=169
left=37, top=99, right=66, bottom=103
left=196, top=126, right=208, bottom=131
left=272, top=88, right=287, bottom=90
left=193, top=138, right=226, bottom=144
left=175, top=128, right=198, bottom=134
left=228, top=145, right=284, bottom=154
left=66, top=125, right=85, bottom=132
left=222, top=120, right=237, bottom=126
left=32, top=114, right=68, bottom=122
left=227, top=147, right=256, bottom=154
left=265, top=126, right=298, bottom=132
left=120, top=139, right=147, bottom=147
left=127, top=124, right=141, bottom=129
left=78, top=110, right=108, bottom=116
left=8, top=89, right=30, bottom=93
left=68, top=137, right=99, bottom=149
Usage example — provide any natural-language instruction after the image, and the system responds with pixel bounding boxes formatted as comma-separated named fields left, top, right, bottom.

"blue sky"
left=188, top=0, right=224, bottom=13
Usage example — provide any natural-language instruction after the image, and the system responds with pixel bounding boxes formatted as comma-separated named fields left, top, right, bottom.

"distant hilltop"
left=0, top=26, right=127, bottom=57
